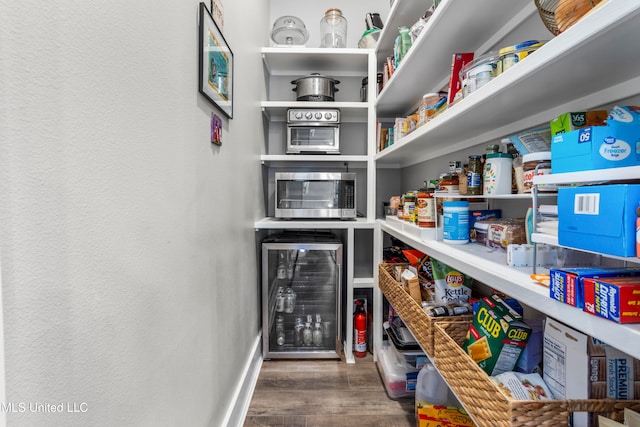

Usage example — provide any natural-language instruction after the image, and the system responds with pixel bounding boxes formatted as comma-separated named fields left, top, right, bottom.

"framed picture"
left=199, top=2, right=233, bottom=119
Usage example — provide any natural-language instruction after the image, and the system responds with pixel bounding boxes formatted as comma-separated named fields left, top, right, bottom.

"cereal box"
left=464, top=295, right=531, bottom=376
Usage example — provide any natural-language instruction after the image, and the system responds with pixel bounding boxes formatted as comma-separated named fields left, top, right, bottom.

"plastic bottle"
left=293, top=318, right=304, bottom=346
left=312, top=322, right=323, bottom=346
left=275, top=287, right=285, bottom=312
left=275, top=315, right=285, bottom=346
left=483, top=152, right=513, bottom=195
left=443, top=200, right=469, bottom=244
left=283, top=287, right=296, bottom=314
left=415, top=362, right=449, bottom=406
left=399, top=26, right=412, bottom=60
left=303, top=322, right=313, bottom=346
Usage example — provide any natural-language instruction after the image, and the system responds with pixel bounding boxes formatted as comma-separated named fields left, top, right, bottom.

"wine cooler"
left=261, top=232, right=342, bottom=359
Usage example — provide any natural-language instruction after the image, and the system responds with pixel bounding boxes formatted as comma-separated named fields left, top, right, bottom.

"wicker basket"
left=433, top=321, right=640, bottom=427
left=534, top=0, right=606, bottom=35
left=377, top=263, right=472, bottom=357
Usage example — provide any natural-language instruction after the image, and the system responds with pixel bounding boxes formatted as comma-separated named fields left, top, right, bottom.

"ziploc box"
left=463, top=294, right=531, bottom=376
left=582, top=277, right=640, bottom=324
left=557, top=184, right=640, bottom=257
left=551, top=106, right=640, bottom=173
left=549, top=267, right=640, bottom=308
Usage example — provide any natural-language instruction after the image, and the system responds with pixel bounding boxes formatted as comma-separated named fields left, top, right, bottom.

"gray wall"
left=0, top=1, right=268, bottom=426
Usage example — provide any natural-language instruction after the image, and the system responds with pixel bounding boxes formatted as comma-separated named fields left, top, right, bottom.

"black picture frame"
left=199, top=2, right=233, bottom=119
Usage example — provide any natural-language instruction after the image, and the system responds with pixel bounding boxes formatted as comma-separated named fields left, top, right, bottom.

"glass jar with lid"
left=320, top=8, right=347, bottom=48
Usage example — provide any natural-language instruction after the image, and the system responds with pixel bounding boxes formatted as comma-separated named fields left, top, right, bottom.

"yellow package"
left=416, top=403, right=476, bottom=427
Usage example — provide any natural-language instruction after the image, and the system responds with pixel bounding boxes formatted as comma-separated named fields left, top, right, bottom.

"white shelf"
left=260, top=101, right=369, bottom=122
left=379, top=219, right=640, bottom=359
left=531, top=233, right=640, bottom=264
left=255, top=217, right=376, bottom=230
left=261, top=47, right=371, bottom=77
left=260, top=154, right=369, bottom=168
left=432, top=192, right=556, bottom=200
left=374, top=0, right=433, bottom=68
left=375, top=1, right=640, bottom=167
left=376, top=0, right=535, bottom=116
left=353, top=277, right=374, bottom=289
left=533, top=165, right=640, bottom=186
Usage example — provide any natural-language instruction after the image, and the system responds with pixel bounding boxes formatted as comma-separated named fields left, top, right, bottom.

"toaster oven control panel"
left=287, top=108, right=340, bottom=124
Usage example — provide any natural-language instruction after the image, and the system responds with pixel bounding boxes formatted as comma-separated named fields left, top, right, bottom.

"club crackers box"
left=582, top=277, right=640, bottom=324
left=463, top=294, right=531, bottom=376
left=549, top=267, right=640, bottom=309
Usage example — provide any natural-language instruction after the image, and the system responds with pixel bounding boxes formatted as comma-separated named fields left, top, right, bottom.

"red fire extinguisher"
left=354, top=303, right=367, bottom=358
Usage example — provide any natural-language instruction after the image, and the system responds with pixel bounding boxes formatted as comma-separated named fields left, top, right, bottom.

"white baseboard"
left=220, top=335, right=263, bottom=427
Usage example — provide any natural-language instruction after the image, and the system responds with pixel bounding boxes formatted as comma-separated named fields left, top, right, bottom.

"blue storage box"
left=551, top=106, right=640, bottom=173
left=558, top=184, right=640, bottom=257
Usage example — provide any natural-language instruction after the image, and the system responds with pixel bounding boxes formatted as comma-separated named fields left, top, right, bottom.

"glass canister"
left=467, top=155, right=483, bottom=195
left=320, top=8, right=347, bottom=48
left=403, top=193, right=415, bottom=223
left=417, top=183, right=436, bottom=228
left=522, top=151, right=556, bottom=193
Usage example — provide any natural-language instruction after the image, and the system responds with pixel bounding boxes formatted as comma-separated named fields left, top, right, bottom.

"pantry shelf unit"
left=375, top=0, right=640, bottom=168
left=379, top=219, right=640, bottom=359
left=260, top=101, right=368, bottom=122
left=261, top=47, right=371, bottom=77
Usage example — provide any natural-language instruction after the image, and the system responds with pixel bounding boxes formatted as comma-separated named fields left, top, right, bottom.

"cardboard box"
left=557, top=184, right=640, bottom=257
left=549, top=110, right=608, bottom=136
left=587, top=338, right=640, bottom=427
left=551, top=106, right=640, bottom=174
left=508, top=126, right=552, bottom=155
left=463, top=294, right=531, bottom=376
left=416, top=404, right=475, bottom=427
left=549, top=267, right=640, bottom=309
left=447, top=53, right=474, bottom=106
left=582, top=277, right=640, bottom=324
left=543, top=318, right=589, bottom=426
left=468, top=209, right=501, bottom=229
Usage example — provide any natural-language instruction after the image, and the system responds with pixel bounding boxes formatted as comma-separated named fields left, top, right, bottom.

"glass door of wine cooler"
left=261, top=234, right=342, bottom=359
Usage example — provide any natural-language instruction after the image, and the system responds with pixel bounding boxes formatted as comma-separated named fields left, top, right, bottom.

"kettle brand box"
left=463, top=294, right=531, bottom=376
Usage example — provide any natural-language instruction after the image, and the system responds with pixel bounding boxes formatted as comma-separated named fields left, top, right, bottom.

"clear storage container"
left=320, top=8, right=347, bottom=48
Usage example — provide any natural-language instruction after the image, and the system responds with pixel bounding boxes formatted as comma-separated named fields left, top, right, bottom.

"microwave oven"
left=275, top=172, right=356, bottom=219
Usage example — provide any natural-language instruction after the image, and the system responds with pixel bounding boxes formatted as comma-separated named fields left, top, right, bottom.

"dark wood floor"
left=244, top=353, right=415, bottom=427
